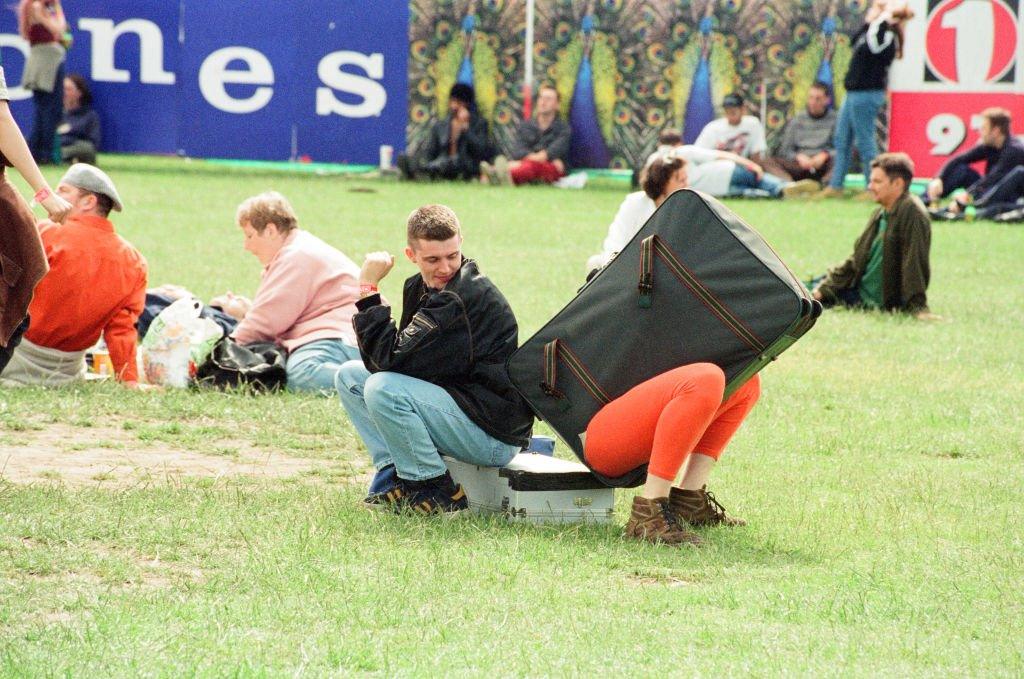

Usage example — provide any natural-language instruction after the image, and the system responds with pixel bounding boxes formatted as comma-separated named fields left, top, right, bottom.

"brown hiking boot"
left=669, top=485, right=746, bottom=527
left=623, top=496, right=702, bottom=546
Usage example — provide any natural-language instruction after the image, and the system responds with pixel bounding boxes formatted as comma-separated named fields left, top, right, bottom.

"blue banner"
left=0, top=1, right=408, bottom=163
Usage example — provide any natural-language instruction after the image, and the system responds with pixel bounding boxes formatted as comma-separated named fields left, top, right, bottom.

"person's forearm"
left=0, top=104, right=52, bottom=194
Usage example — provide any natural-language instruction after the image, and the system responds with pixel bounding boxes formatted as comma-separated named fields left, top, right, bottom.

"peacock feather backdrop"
left=408, top=0, right=877, bottom=168
left=408, top=0, right=525, bottom=157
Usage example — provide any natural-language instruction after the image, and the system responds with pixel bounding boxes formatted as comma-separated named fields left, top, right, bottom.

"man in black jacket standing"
left=335, top=204, right=533, bottom=514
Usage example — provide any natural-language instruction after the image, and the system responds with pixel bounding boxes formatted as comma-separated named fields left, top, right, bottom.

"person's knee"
left=670, top=363, right=725, bottom=405
left=335, top=360, right=369, bottom=394
left=363, top=371, right=409, bottom=412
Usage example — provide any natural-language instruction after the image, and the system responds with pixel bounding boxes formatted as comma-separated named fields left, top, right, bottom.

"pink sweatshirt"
left=232, top=229, right=360, bottom=351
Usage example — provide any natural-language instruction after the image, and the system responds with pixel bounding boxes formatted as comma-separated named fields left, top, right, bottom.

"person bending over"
left=482, top=84, right=571, bottom=186
left=812, top=152, right=936, bottom=319
left=336, top=204, right=533, bottom=514
left=586, top=153, right=689, bottom=272
left=2, top=164, right=146, bottom=387
left=230, top=191, right=361, bottom=393
left=586, top=363, right=760, bottom=546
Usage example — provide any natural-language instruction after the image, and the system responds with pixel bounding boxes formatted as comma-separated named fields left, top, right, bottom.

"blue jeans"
left=729, top=165, right=785, bottom=197
left=29, top=62, right=64, bottom=164
left=335, top=360, right=519, bottom=481
left=286, top=338, right=360, bottom=394
left=829, top=89, right=886, bottom=190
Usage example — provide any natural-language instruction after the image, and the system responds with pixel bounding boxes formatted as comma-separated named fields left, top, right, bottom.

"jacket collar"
left=69, top=213, right=115, bottom=233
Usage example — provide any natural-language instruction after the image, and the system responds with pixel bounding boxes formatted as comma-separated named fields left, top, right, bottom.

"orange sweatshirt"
left=25, top=214, right=147, bottom=382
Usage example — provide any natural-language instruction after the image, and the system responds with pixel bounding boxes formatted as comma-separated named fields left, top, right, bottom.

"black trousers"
left=0, top=315, right=29, bottom=377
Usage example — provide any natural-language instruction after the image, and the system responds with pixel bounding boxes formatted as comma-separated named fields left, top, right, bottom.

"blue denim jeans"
left=286, top=338, right=360, bottom=394
left=829, top=89, right=886, bottom=190
left=29, top=62, right=64, bottom=164
left=729, top=165, right=785, bottom=197
left=335, top=360, right=519, bottom=481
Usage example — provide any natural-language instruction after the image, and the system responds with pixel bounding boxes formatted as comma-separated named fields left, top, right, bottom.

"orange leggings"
left=584, top=364, right=760, bottom=481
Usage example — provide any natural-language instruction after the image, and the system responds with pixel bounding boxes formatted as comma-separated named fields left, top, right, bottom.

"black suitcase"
left=507, top=189, right=820, bottom=487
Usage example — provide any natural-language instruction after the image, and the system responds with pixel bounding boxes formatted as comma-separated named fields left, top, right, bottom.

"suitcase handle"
left=541, top=339, right=611, bottom=406
left=637, top=235, right=766, bottom=353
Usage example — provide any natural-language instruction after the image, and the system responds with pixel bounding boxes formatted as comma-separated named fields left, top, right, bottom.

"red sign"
left=925, top=0, right=1018, bottom=85
left=889, top=91, right=1024, bottom=176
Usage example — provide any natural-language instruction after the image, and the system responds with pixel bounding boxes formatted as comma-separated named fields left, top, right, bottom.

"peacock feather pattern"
left=536, top=0, right=672, bottom=169
left=408, top=0, right=524, bottom=156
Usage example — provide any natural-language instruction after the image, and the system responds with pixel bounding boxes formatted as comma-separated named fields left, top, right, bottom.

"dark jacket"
left=938, top=136, right=1024, bottom=201
left=816, top=193, right=931, bottom=313
left=0, top=170, right=48, bottom=346
left=510, top=117, right=572, bottom=165
left=354, top=258, right=533, bottom=447
left=60, top=105, right=101, bottom=148
left=421, top=113, right=492, bottom=167
left=844, top=18, right=898, bottom=91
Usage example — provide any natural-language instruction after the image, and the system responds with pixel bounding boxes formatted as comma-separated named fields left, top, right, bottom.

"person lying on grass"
left=230, top=191, right=362, bottom=394
left=336, top=204, right=533, bottom=514
left=811, top=152, right=939, bottom=320
left=586, top=152, right=690, bottom=273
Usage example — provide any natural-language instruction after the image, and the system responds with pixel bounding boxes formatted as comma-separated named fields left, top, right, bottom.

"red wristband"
left=359, top=284, right=378, bottom=295
left=33, top=187, right=51, bottom=203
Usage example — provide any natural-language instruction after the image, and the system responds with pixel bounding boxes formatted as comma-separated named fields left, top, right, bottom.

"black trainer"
left=397, top=472, right=469, bottom=516
left=363, top=464, right=399, bottom=508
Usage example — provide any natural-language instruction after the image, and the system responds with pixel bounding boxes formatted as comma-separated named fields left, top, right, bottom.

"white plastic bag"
left=141, top=298, right=202, bottom=387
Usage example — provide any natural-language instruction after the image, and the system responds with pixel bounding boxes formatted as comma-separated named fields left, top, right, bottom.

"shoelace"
left=703, top=490, right=728, bottom=521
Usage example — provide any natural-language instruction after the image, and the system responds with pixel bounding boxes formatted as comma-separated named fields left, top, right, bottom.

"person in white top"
left=586, top=152, right=690, bottom=273
left=694, top=93, right=767, bottom=161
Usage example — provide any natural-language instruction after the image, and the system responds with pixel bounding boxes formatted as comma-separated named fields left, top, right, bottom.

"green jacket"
left=816, top=193, right=931, bottom=313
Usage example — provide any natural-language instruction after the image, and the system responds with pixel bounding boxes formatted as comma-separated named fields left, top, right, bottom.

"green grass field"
left=2, top=156, right=1022, bottom=676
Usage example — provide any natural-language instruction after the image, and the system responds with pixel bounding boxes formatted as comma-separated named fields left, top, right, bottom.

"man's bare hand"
left=795, top=154, right=814, bottom=171
left=359, top=252, right=395, bottom=287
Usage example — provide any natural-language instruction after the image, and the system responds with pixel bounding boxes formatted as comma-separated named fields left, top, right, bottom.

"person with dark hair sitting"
left=812, top=152, right=937, bottom=319
left=398, top=83, right=492, bottom=181
left=481, top=84, right=571, bottom=186
left=58, top=74, right=100, bottom=164
left=2, top=163, right=148, bottom=386
left=763, top=81, right=836, bottom=186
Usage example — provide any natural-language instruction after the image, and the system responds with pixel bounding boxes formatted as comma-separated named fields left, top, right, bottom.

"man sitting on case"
left=335, top=204, right=533, bottom=514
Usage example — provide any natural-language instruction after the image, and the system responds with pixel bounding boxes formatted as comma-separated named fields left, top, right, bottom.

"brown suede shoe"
left=623, top=496, right=702, bottom=546
left=669, top=485, right=746, bottom=527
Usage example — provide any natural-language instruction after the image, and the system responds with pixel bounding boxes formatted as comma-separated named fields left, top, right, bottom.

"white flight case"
left=443, top=453, right=615, bottom=524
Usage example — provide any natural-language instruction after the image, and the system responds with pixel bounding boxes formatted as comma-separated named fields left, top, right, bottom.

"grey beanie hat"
left=60, top=163, right=123, bottom=212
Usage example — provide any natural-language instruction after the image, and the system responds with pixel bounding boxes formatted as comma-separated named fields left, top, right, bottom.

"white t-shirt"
left=675, top=146, right=736, bottom=197
left=694, top=116, right=767, bottom=159
left=0, top=66, right=9, bottom=101
left=595, top=191, right=656, bottom=267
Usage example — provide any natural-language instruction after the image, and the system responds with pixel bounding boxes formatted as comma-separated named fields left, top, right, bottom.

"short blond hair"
left=236, top=191, right=298, bottom=234
left=407, top=204, right=461, bottom=245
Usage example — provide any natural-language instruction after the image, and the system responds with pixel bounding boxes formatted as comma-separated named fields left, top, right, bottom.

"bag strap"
left=637, top=234, right=766, bottom=353
left=540, top=339, right=610, bottom=405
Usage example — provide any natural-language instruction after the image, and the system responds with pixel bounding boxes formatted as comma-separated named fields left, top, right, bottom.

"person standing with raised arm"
left=0, top=56, right=72, bottom=375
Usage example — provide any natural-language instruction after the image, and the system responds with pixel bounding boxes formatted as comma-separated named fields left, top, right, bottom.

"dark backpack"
left=194, top=337, right=287, bottom=392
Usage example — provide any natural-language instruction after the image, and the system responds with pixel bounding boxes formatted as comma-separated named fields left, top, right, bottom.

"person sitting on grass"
left=762, top=80, right=836, bottom=187
left=812, top=152, right=937, bottom=319
left=58, top=74, right=100, bottom=165
left=2, top=163, right=146, bottom=387
left=925, top=108, right=1024, bottom=220
left=398, top=83, right=492, bottom=182
left=335, top=204, right=533, bottom=514
left=586, top=152, right=690, bottom=273
left=230, top=191, right=362, bottom=394
left=481, top=84, right=571, bottom=186
left=586, top=363, right=760, bottom=547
